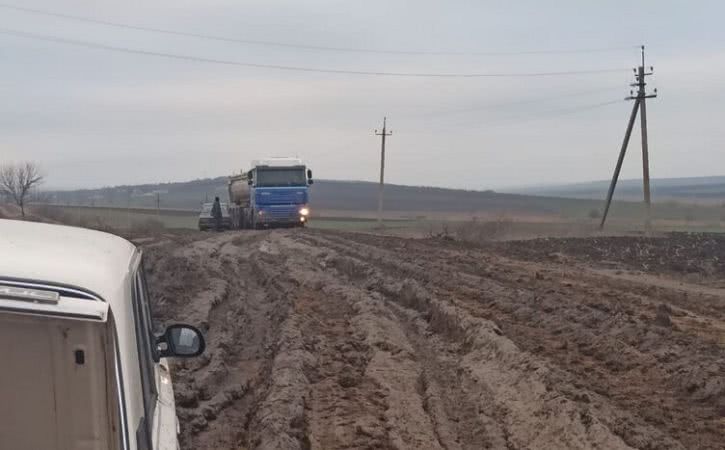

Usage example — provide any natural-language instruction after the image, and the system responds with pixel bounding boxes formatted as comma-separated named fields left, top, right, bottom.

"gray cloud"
left=1, top=0, right=723, bottom=190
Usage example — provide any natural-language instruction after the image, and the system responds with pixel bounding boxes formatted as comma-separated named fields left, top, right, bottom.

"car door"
left=132, top=264, right=179, bottom=450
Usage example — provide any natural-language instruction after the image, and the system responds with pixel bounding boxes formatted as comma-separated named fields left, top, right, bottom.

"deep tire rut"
left=139, top=229, right=725, bottom=450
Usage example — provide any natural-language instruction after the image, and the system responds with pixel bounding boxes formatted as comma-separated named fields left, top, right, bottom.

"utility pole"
left=638, top=62, right=653, bottom=231
left=600, top=45, right=657, bottom=231
left=374, top=117, right=392, bottom=228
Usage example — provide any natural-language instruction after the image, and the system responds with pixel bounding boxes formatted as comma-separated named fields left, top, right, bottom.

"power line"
left=0, top=28, right=629, bottom=78
left=0, top=3, right=639, bottom=57
left=417, top=86, right=623, bottom=117
left=490, top=99, right=624, bottom=125
left=531, top=99, right=623, bottom=116
left=434, top=99, right=624, bottom=130
left=310, top=99, right=623, bottom=160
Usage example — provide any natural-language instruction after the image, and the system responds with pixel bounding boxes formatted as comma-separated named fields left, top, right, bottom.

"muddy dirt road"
left=139, top=229, right=725, bottom=450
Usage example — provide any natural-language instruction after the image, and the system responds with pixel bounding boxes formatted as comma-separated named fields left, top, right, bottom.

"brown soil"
left=138, top=229, right=725, bottom=450
left=494, top=233, right=725, bottom=281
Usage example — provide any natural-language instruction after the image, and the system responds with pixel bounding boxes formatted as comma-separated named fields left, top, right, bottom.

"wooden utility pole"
left=638, top=63, right=652, bottom=231
left=374, top=117, right=392, bottom=228
left=600, top=46, right=657, bottom=231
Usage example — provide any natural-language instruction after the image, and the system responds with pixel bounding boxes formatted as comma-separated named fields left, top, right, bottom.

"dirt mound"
left=496, top=233, right=725, bottom=278
left=138, top=229, right=725, bottom=449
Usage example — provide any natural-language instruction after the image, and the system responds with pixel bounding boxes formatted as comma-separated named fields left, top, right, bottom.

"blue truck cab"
left=228, top=158, right=313, bottom=229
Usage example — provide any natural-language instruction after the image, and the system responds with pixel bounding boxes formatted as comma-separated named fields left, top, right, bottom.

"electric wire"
left=0, top=3, right=639, bottom=57
left=472, top=99, right=624, bottom=128
left=0, top=28, right=628, bottom=78
left=417, top=86, right=624, bottom=117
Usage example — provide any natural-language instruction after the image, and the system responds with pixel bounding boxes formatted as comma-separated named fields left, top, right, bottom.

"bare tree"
left=0, top=162, right=44, bottom=217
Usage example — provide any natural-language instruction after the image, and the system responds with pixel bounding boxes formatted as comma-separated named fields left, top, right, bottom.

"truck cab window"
left=255, top=168, right=306, bottom=187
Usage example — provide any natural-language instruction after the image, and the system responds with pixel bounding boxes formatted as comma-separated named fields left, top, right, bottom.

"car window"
left=132, top=264, right=159, bottom=449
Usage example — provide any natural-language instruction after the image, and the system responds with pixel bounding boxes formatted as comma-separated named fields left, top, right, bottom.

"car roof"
left=0, top=219, right=138, bottom=303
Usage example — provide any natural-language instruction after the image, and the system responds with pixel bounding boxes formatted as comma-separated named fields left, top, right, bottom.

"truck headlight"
left=300, top=207, right=310, bottom=216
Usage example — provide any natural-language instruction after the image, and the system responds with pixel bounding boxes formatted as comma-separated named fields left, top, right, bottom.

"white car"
left=0, top=219, right=205, bottom=450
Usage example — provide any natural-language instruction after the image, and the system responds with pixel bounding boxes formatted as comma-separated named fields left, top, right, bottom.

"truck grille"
left=255, top=189, right=307, bottom=205
left=268, top=205, right=298, bottom=219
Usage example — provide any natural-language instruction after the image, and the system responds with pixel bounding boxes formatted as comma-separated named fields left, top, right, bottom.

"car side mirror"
left=156, top=324, right=205, bottom=358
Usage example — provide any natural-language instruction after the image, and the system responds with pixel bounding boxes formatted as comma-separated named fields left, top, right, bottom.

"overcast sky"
left=1, top=1, right=723, bottom=190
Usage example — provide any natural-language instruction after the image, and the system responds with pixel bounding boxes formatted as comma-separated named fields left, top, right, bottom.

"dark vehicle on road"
left=198, top=201, right=230, bottom=231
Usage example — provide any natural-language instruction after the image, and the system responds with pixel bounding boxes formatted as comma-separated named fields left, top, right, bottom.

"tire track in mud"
left=263, top=235, right=445, bottom=449
left=297, top=232, right=638, bottom=449
left=145, top=232, right=302, bottom=449
left=142, top=229, right=724, bottom=450
left=148, top=231, right=439, bottom=449
left=291, top=238, right=511, bottom=449
left=302, top=230, right=724, bottom=450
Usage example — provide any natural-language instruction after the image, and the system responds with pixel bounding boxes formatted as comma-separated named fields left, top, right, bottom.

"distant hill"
left=45, top=178, right=590, bottom=214
left=511, top=176, right=725, bottom=204
left=43, top=177, right=725, bottom=222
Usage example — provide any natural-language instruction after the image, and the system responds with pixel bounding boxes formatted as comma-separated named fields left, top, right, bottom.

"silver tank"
left=227, top=172, right=250, bottom=206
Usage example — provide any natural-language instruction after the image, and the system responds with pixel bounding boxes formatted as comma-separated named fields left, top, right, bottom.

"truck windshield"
left=256, top=168, right=306, bottom=187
